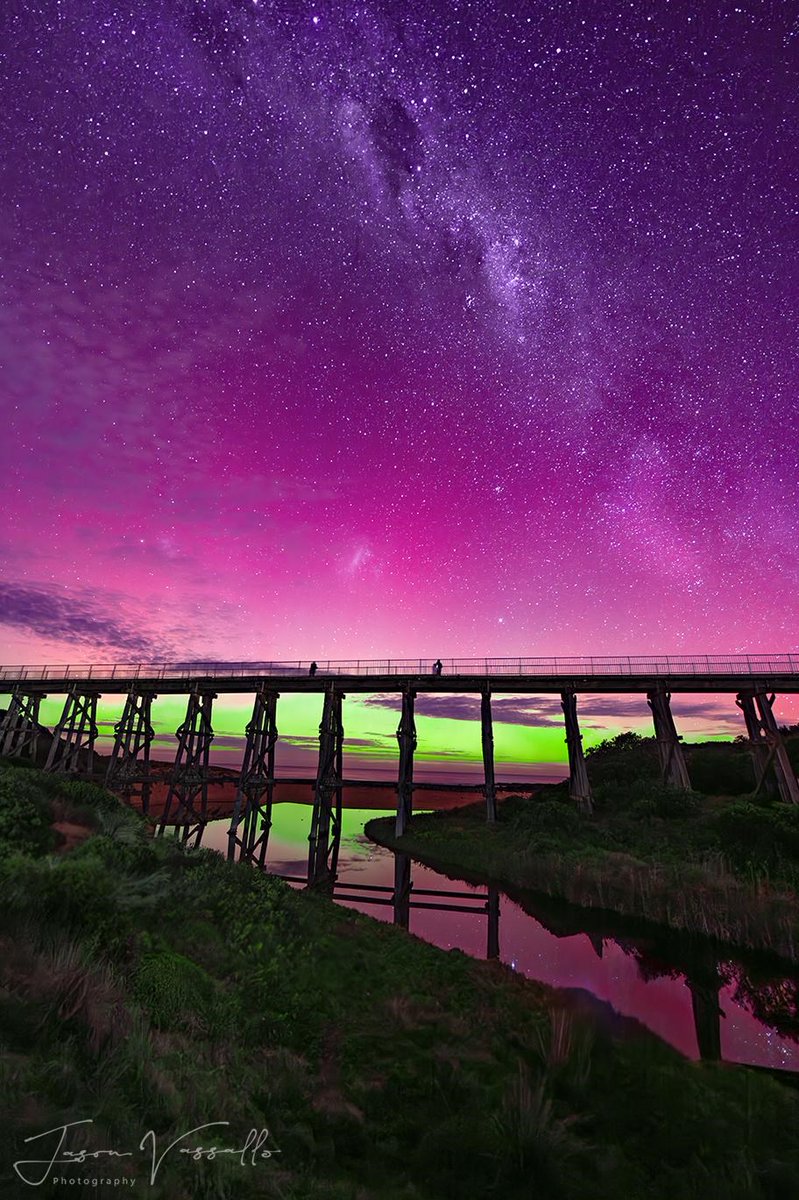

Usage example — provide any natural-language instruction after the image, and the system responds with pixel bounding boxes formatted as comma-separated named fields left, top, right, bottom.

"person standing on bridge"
left=309, top=661, right=318, bottom=677
left=433, top=659, right=443, bottom=676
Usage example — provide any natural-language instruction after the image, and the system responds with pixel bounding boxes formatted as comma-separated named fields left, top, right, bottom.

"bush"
left=586, top=732, right=646, bottom=759
left=40, top=855, right=119, bottom=924
left=60, top=779, right=119, bottom=812
left=133, top=949, right=226, bottom=1034
left=594, top=778, right=700, bottom=820
left=525, top=801, right=582, bottom=837
left=586, top=734, right=660, bottom=789
left=713, top=801, right=799, bottom=869
left=687, top=746, right=755, bottom=796
left=649, top=784, right=702, bottom=819
left=73, top=830, right=159, bottom=876
left=0, top=767, right=55, bottom=858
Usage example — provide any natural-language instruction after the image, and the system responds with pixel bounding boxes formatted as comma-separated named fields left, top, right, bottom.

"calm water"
left=198, top=802, right=799, bottom=1073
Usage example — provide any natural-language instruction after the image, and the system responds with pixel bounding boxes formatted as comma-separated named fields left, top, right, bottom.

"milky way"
left=1, top=1, right=797, bottom=662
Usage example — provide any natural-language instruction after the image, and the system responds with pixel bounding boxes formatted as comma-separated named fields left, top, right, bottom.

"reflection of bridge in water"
left=2, top=655, right=799, bottom=887
left=281, top=847, right=788, bottom=1070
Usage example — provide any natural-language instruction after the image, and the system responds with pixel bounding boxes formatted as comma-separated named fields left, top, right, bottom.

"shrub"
left=0, top=767, right=55, bottom=858
left=713, top=801, right=799, bottom=869
left=0, top=852, right=119, bottom=939
left=586, top=731, right=646, bottom=758
left=526, top=801, right=582, bottom=836
left=687, top=745, right=755, bottom=796
left=133, top=949, right=223, bottom=1034
left=490, top=1064, right=587, bottom=1188
left=73, top=831, right=160, bottom=876
left=594, top=778, right=700, bottom=819
left=40, top=855, right=119, bottom=924
left=649, top=784, right=702, bottom=819
left=60, top=779, right=119, bottom=813
left=586, top=734, right=660, bottom=789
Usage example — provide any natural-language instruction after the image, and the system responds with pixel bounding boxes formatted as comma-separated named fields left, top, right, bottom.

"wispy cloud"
left=362, top=693, right=565, bottom=727
left=278, top=733, right=390, bottom=751
left=0, top=581, right=171, bottom=658
left=362, top=691, right=742, bottom=733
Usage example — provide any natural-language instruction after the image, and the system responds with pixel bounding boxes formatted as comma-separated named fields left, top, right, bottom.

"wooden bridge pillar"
left=393, top=851, right=412, bottom=930
left=44, top=688, right=100, bottom=775
left=736, top=692, right=777, bottom=799
left=106, top=688, right=156, bottom=813
left=228, top=687, right=279, bottom=865
left=157, top=689, right=215, bottom=846
left=308, top=687, right=344, bottom=887
left=486, top=886, right=500, bottom=960
left=687, top=970, right=724, bottom=1062
left=395, top=687, right=416, bottom=837
left=561, top=691, right=593, bottom=813
left=588, top=934, right=604, bottom=960
left=481, top=689, right=498, bottom=822
left=0, top=688, right=45, bottom=762
left=647, top=688, right=691, bottom=790
left=753, top=692, right=799, bottom=805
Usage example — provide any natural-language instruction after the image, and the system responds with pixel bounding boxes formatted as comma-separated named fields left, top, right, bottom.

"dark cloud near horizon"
left=279, top=733, right=389, bottom=751
left=362, top=691, right=742, bottom=733
left=363, top=693, right=564, bottom=726
left=0, top=581, right=169, bottom=659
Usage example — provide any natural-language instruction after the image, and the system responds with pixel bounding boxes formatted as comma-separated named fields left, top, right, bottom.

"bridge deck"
left=1, top=656, right=798, bottom=694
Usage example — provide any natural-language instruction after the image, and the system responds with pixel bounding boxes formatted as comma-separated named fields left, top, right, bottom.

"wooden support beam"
left=105, top=689, right=156, bottom=813
left=393, top=851, right=412, bottom=930
left=486, top=886, right=500, bottom=960
left=754, top=692, right=799, bottom=805
left=561, top=691, right=594, bottom=813
left=0, top=691, right=26, bottom=757
left=647, top=688, right=691, bottom=790
left=157, top=689, right=215, bottom=845
left=44, top=688, right=100, bottom=775
left=588, top=934, right=604, bottom=960
left=0, top=689, right=44, bottom=762
left=687, top=973, right=723, bottom=1062
left=395, top=687, right=416, bottom=837
left=736, top=692, right=777, bottom=799
left=308, top=687, right=344, bottom=887
left=228, top=687, right=279, bottom=865
left=481, top=689, right=497, bottom=822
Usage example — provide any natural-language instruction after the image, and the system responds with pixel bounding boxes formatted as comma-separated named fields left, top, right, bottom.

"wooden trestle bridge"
left=1, top=655, right=798, bottom=886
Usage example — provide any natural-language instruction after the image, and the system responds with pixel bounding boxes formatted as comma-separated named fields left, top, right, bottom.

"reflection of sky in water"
left=201, top=804, right=799, bottom=1074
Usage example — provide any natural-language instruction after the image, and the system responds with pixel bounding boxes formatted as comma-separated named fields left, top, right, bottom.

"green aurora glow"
left=1, top=690, right=733, bottom=777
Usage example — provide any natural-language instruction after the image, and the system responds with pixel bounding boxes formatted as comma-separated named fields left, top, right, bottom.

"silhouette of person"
left=309, top=661, right=318, bottom=677
left=433, top=659, right=443, bottom=676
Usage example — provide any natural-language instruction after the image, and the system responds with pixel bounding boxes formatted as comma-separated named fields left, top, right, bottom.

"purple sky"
left=1, top=2, right=797, bottom=665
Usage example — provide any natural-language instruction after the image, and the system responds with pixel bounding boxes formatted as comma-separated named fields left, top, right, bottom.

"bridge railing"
left=1, top=654, right=799, bottom=684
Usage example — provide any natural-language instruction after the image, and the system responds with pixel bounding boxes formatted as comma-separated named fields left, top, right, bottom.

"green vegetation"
left=3, top=763, right=799, bottom=1198
left=368, top=733, right=799, bottom=961
left=0, top=766, right=60, bottom=859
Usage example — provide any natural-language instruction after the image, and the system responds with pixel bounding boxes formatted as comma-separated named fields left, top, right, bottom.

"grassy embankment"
left=367, top=734, right=799, bottom=962
left=3, top=761, right=799, bottom=1199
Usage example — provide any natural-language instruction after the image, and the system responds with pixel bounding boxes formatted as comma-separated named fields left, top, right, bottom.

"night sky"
left=1, top=1, right=797, bottom=665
